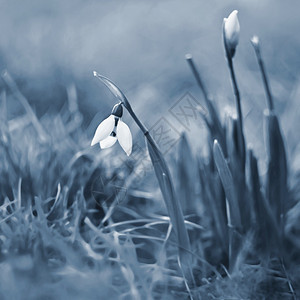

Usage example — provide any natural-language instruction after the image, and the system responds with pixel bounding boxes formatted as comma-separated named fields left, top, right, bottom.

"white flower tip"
left=251, top=35, right=259, bottom=46
left=93, top=71, right=98, bottom=77
left=125, top=148, right=132, bottom=156
left=185, top=53, right=192, bottom=60
left=91, top=132, right=104, bottom=146
left=123, top=141, right=132, bottom=156
left=224, top=9, right=240, bottom=57
left=213, top=139, right=218, bottom=146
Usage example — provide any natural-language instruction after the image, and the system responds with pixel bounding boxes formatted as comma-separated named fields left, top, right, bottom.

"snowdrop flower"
left=223, top=10, right=240, bottom=58
left=91, top=103, right=132, bottom=156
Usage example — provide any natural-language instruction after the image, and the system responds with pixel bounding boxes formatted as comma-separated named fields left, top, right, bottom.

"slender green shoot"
left=251, top=36, right=274, bottom=111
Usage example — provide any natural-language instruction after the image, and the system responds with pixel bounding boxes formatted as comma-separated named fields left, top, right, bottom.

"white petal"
left=100, top=136, right=117, bottom=149
left=91, top=115, right=115, bottom=146
left=117, top=120, right=132, bottom=156
left=224, top=10, right=240, bottom=48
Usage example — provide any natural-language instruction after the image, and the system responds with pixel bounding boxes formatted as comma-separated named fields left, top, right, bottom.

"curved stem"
left=123, top=103, right=148, bottom=136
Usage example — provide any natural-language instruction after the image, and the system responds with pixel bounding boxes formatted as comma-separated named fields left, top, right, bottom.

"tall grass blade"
left=251, top=36, right=274, bottom=111
left=252, top=37, right=287, bottom=238
left=226, top=116, right=251, bottom=230
left=177, top=133, right=197, bottom=214
left=185, top=55, right=226, bottom=154
left=198, top=158, right=228, bottom=255
left=0, top=90, right=9, bottom=146
left=248, top=149, right=279, bottom=255
left=146, top=136, right=195, bottom=286
left=65, top=83, right=83, bottom=132
left=265, top=110, right=288, bottom=235
left=213, top=140, right=241, bottom=230
left=2, top=71, right=49, bottom=142
left=213, top=139, right=242, bottom=271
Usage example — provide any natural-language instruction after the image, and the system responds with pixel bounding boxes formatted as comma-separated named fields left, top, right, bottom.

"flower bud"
left=251, top=35, right=259, bottom=46
left=250, top=35, right=260, bottom=51
left=223, top=10, right=240, bottom=58
left=111, top=103, right=123, bottom=118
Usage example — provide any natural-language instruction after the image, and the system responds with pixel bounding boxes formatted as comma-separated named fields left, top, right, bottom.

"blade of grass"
left=146, top=137, right=195, bottom=287
left=2, top=71, right=49, bottom=143
left=248, top=149, right=280, bottom=255
left=0, top=90, right=10, bottom=146
left=265, top=110, right=288, bottom=237
left=251, top=36, right=288, bottom=238
left=177, top=133, right=197, bottom=214
left=251, top=36, right=274, bottom=111
left=198, top=158, right=228, bottom=255
left=226, top=115, right=251, bottom=230
left=213, top=140, right=241, bottom=230
left=185, top=55, right=226, bottom=154
left=213, top=139, right=242, bottom=272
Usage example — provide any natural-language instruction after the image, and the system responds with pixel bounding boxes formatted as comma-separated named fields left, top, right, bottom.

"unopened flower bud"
left=223, top=10, right=240, bottom=58
left=251, top=35, right=259, bottom=46
left=250, top=35, right=260, bottom=51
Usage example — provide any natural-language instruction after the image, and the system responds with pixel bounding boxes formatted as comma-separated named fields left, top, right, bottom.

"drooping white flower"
left=223, top=10, right=240, bottom=58
left=91, top=103, right=132, bottom=156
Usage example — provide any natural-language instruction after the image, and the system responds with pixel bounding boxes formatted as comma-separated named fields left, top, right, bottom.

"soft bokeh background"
left=1, top=0, right=299, bottom=165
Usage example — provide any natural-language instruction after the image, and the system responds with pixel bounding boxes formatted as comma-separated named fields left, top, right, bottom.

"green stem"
left=223, top=20, right=244, bottom=153
left=186, top=54, right=227, bottom=156
left=252, top=43, right=274, bottom=111
left=123, top=103, right=148, bottom=136
left=227, top=57, right=245, bottom=168
left=185, top=54, right=209, bottom=105
left=227, top=58, right=243, bottom=133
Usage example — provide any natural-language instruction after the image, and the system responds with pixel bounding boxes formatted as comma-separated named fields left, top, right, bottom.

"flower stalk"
left=223, top=11, right=245, bottom=169
left=251, top=36, right=274, bottom=111
left=185, top=54, right=226, bottom=156
left=227, top=56, right=244, bottom=147
left=92, top=71, right=195, bottom=288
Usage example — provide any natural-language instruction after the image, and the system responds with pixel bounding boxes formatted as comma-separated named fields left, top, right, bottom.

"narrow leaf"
left=177, top=133, right=196, bottom=214
left=146, top=136, right=195, bottom=285
left=265, top=110, right=288, bottom=229
left=213, top=140, right=241, bottom=230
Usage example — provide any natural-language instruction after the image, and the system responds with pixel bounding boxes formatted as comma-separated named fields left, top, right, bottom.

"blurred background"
left=0, top=0, right=299, bottom=165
